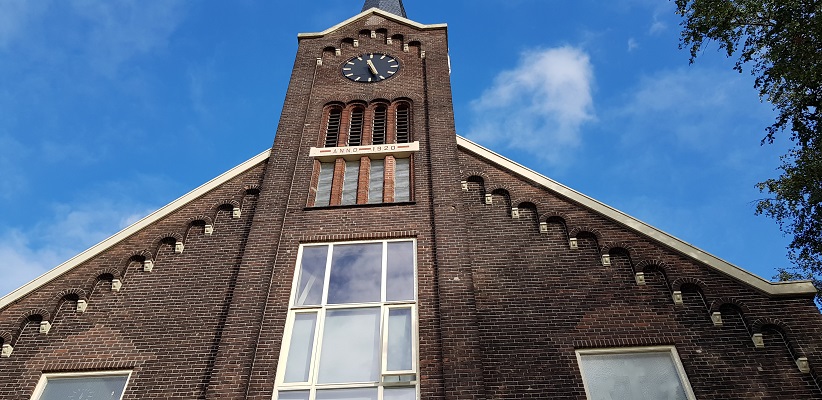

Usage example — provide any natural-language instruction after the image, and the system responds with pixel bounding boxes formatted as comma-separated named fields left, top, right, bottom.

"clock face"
left=342, top=53, right=400, bottom=83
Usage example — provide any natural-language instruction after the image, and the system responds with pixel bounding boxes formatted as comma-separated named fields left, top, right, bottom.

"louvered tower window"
left=324, top=108, right=342, bottom=147
left=312, top=101, right=415, bottom=207
left=372, top=106, right=387, bottom=145
left=396, top=104, right=410, bottom=143
left=348, top=108, right=364, bottom=146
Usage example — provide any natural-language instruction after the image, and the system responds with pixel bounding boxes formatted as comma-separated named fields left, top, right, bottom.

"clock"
left=342, top=53, right=400, bottom=83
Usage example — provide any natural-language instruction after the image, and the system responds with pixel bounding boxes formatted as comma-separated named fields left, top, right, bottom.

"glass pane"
left=387, top=308, right=413, bottom=371
left=384, top=387, right=416, bottom=400
left=278, top=391, right=310, bottom=400
left=342, top=161, right=360, bottom=205
left=39, top=375, right=128, bottom=400
left=315, top=162, right=334, bottom=207
left=315, top=388, right=378, bottom=400
left=295, top=246, right=328, bottom=306
left=368, top=159, right=384, bottom=204
left=284, top=313, right=317, bottom=383
left=394, top=158, right=410, bottom=202
left=580, top=352, right=689, bottom=400
left=328, top=243, right=382, bottom=304
left=386, top=241, right=414, bottom=301
left=317, top=308, right=381, bottom=383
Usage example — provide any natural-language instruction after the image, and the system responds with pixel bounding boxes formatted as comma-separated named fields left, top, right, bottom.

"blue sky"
left=0, top=0, right=793, bottom=296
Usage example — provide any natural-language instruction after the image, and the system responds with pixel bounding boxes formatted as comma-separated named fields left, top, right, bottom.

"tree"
left=675, top=0, right=822, bottom=298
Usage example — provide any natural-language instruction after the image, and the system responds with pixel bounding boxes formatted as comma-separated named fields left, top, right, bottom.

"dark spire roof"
left=362, top=0, right=407, bottom=18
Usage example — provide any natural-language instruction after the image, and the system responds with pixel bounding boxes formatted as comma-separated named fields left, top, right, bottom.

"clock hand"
left=366, top=59, right=379, bottom=75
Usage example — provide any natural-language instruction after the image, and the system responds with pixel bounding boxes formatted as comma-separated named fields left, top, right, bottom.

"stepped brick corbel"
left=797, top=357, right=811, bottom=373
left=672, top=291, right=684, bottom=306
left=752, top=333, right=765, bottom=348
left=711, top=312, right=723, bottom=326
left=0, top=344, right=11, bottom=358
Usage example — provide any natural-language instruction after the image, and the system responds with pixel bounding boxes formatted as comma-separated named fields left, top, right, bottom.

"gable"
left=0, top=150, right=271, bottom=310
left=296, top=8, right=447, bottom=40
left=455, top=136, right=816, bottom=297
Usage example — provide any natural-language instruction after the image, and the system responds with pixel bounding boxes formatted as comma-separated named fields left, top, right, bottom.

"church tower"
left=2, top=2, right=822, bottom=400
left=206, top=1, right=480, bottom=399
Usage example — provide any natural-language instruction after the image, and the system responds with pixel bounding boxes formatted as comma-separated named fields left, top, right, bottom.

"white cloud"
left=69, top=0, right=187, bottom=77
left=467, top=46, right=595, bottom=165
left=628, top=38, right=639, bottom=52
left=0, top=199, right=156, bottom=297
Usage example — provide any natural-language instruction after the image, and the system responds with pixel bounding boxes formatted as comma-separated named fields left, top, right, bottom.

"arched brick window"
left=372, top=105, right=387, bottom=145
left=348, top=107, right=365, bottom=146
left=312, top=100, right=415, bottom=207
left=324, top=107, right=342, bottom=147
left=395, top=103, right=411, bottom=143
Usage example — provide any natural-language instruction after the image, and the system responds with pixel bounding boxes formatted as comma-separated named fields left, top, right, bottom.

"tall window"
left=30, top=371, right=131, bottom=400
left=348, top=108, right=364, bottom=146
left=325, top=109, right=342, bottom=147
left=275, top=240, right=418, bottom=400
left=315, top=162, right=335, bottom=207
left=395, top=105, right=410, bottom=144
left=312, top=101, right=415, bottom=207
left=342, top=161, right=360, bottom=205
left=372, top=106, right=387, bottom=145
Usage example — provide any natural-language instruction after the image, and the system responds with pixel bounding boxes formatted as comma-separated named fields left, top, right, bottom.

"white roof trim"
left=297, top=8, right=447, bottom=39
left=456, top=136, right=817, bottom=297
left=0, top=150, right=272, bottom=310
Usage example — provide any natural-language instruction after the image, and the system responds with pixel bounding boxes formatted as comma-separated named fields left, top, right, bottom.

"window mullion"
left=310, top=308, right=328, bottom=390
left=321, top=245, right=333, bottom=306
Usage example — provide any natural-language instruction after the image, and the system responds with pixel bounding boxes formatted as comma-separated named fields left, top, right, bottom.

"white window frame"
left=575, top=345, right=696, bottom=400
left=29, top=370, right=132, bottom=400
left=274, top=239, right=419, bottom=400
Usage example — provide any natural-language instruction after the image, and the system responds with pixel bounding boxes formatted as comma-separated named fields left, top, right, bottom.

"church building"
left=1, top=1, right=821, bottom=399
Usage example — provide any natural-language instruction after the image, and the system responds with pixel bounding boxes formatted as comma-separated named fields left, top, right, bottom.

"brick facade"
left=1, top=7, right=821, bottom=400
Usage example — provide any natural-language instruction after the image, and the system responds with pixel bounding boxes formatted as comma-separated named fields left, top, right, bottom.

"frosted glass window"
left=317, top=308, right=381, bottom=383
left=279, top=391, right=310, bottom=400
left=384, top=388, right=416, bottom=400
left=315, top=162, right=334, bottom=207
left=342, top=161, right=360, bottom=205
left=386, top=241, right=415, bottom=301
left=327, top=243, right=382, bottom=304
left=295, top=246, right=328, bottom=306
left=283, top=313, right=317, bottom=383
left=315, top=388, right=378, bottom=400
left=36, top=374, right=128, bottom=400
left=368, top=159, right=384, bottom=204
left=578, top=350, right=692, bottom=400
left=394, top=158, right=410, bottom=202
left=387, top=308, right=413, bottom=371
